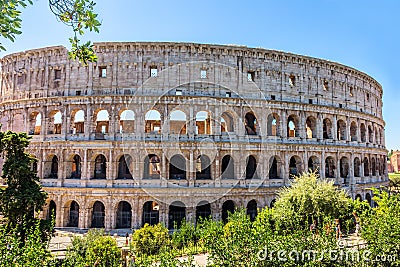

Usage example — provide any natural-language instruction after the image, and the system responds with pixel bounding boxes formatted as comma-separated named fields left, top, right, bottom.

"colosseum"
left=0, top=42, right=388, bottom=230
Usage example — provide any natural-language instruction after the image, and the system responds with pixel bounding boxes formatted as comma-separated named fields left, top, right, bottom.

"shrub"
left=62, top=229, right=121, bottom=267
left=131, top=223, right=169, bottom=255
left=171, top=220, right=200, bottom=250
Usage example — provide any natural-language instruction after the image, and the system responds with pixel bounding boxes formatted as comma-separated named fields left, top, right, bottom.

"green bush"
left=131, top=223, right=170, bottom=255
left=171, top=220, right=200, bottom=250
left=62, top=229, right=121, bottom=267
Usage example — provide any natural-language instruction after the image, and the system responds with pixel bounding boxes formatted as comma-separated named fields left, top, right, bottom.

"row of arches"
left=42, top=152, right=386, bottom=180
left=25, top=108, right=383, bottom=145
left=48, top=199, right=261, bottom=229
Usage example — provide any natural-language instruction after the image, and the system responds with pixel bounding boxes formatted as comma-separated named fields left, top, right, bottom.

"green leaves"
left=0, top=0, right=33, bottom=50
left=68, top=37, right=98, bottom=65
left=0, top=0, right=101, bottom=65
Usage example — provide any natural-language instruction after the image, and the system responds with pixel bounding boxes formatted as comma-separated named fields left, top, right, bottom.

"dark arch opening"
left=246, top=155, right=257, bottom=179
left=269, top=156, right=279, bottom=179
left=221, top=155, right=234, bottom=179
left=91, top=201, right=105, bottom=228
left=118, top=155, right=133, bottom=179
left=50, top=156, right=58, bottom=178
left=144, top=154, right=161, bottom=178
left=169, top=154, right=186, bottom=180
left=196, top=201, right=211, bottom=223
left=365, top=193, right=372, bottom=206
left=47, top=200, right=56, bottom=220
left=246, top=200, right=258, bottom=221
left=94, top=154, right=106, bottom=179
left=222, top=200, right=235, bottom=223
left=116, top=201, right=132, bottom=228
left=68, top=201, right=79, bottom=227
left=142, top=201, right=159, bottom=226
left=169, top=201, right=186, bottom=229
left=245, top=112, right=257, bottom=135
left=196, top=155, right=211, bottom=179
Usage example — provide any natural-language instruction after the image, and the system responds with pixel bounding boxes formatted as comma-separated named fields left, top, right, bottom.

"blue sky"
left=1, top=0, right=399, bottom=150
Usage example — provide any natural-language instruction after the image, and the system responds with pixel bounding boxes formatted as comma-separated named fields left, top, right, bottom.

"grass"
left=389, top=173, right=400, bottom=179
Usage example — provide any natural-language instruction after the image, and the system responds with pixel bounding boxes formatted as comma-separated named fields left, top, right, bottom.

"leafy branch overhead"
left=49, top=0, right=101, bottom=64
left=0, top=0, right=101, bottom=65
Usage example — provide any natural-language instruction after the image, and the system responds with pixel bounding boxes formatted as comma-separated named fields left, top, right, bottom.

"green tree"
left=273, top=171, right=352, bottom=230
left=0, top=131, right=49, bottom=243
left=360, top=190, right=400, bottom=266
left=0, top=218, right=54, bottom=267
left=0, top=0, right=101, bottom=64
left=63, top=229, right=121, bottom=267
left=131, top=223, right=170, bottom=255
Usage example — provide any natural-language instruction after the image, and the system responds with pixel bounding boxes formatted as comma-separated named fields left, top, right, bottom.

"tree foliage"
left=0, top=0, right=101, bottom=65
left=131, top=223, right=170, bottom=256
left=273, top=171, right=352, bottom=230
left=62, top=229, right=121, bottom=267
left=0, top=131, right=49, bottom=243
left=360, top=190, right=400, bottom=266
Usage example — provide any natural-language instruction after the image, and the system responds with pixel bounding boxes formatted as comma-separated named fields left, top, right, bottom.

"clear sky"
left=1, top=0, right=399, bottom=150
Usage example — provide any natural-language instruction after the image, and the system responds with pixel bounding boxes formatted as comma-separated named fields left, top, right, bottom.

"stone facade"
left=388, top=151, right=400, bottom=173
left=0, top=42, right=388, bottom=230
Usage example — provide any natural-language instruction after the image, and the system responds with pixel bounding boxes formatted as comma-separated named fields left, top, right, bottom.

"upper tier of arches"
left=0, top=42, right=383, bottom=119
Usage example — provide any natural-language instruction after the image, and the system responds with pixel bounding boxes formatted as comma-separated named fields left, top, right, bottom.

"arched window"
left=267, top=113, right=280, bottom=136
left=170, top=110, right=187, bottom=134
left=221, top=112, right=234, bottom=133
left=371, top=157, right=376, bottom=176
left=49, top=110, right=62, bottom=134
left=337, top=120, right=347, bottom=141
left=119, top=110, right=135, bottom=133
left=340, top=157, right=349, bottom=179
left=222, top=200, right=235, bottom=223
left=245, top=155, right=258, bottom=179
left=360, top=123, right=366, bottom=142
left=196, top=111, right=212, bottom=134
left=287, top=115, right=298, bottom=137
left=325, top=156, right=335, bottom=178
left=365, top=193, right=372, bottom=206
left=196, top=155, right=211, bottom=179
left=47, top=200, right=56, bottom=220
left=144, top=154, right=161, bottom=178
left=246, top=200, right=258, bottom=221
left=221, top=155, right=234, bottom=179
left=96, top=110, right=109, bottom=134
left=91, top=201, right=105, bottom=228
left=94, top=155, right=106, bottom=179
left=67, top=201, right=79, bottom=227
left=196, top=201, right=211, bottom=223
left=308, top=156, right=319, bottom=174
left=116, top=201, right=132, bottom=229
left=169, top=154, right=186, bottom=180
left=71, top=155, right=81, bottom=179
left=142, top=201, right=159, bottom=226
left=72, top=110, right=85, bottom=134
left=168, top=201, right=186, bottom=229
left=244, top=112, right=257, bottom=135
left=269, top=156, right=280, bottom=179
left=368, top=126, right=373, bottom=143
left=50, top=156, right=58, bottom=178
left=323, top=118, right=332, bottom=139
left=29, top=112, right=41, bottom=135
left=118, top=155, right=133, bottom=179
left=306, top=116, right=316, bottom=138
left=145, top=110, right=161, bottom=133
left=350, top=121, right=357, bottom=141
left=289, top=156, right=301, bottom=176
left=364, top=157, right=370, bottom=176
left=354, top=157, right=361, bottom=177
